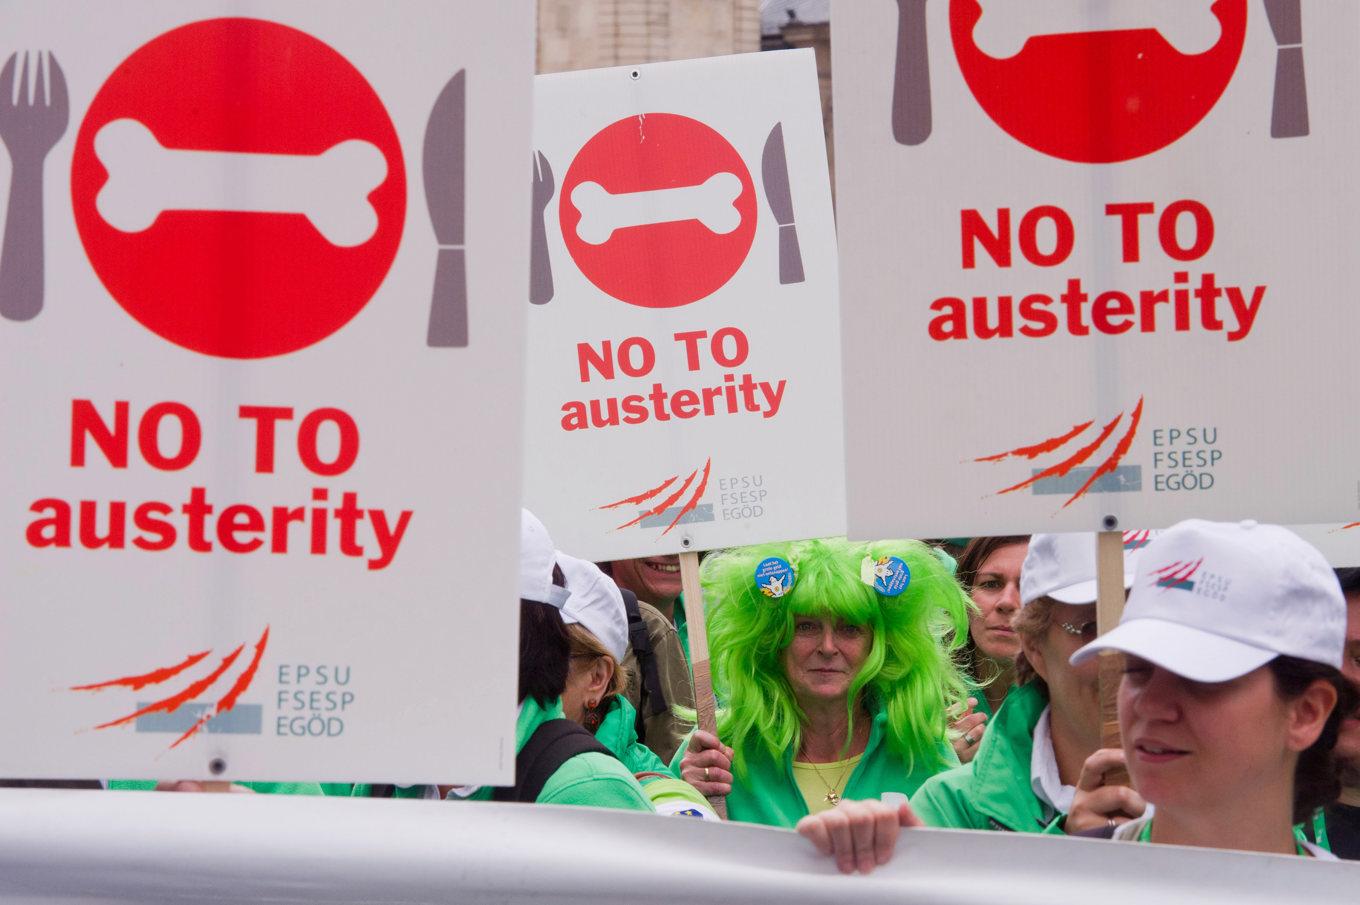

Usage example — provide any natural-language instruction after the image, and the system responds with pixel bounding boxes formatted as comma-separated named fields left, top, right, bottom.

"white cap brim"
left=1047, top=569, right=1135, bottom=605
left=1069, top=618, right=1278, bottom=683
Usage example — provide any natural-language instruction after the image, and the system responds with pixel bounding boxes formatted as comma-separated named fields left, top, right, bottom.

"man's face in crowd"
left=1337, top=591, right=1360, bottom=770
left=607, top=555, right=683, bottom=607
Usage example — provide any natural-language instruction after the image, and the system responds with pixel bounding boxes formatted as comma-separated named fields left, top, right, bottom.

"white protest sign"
left=1289, top=524, right=1360, bottom=568
left=0, top=1, right=534, bottom=784
left=835, top=2, right=1360, bottom=537
left=524, top=50, right=842, bottom=560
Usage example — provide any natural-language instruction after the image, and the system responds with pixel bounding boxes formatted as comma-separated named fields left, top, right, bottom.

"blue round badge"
left=755, top=557, right=796, bottom=599
left=869, top=555, right=911, bottom=597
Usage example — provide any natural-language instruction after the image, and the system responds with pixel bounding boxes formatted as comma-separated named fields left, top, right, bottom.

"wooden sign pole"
left=678, top=550, right=727, bottom=819
left=1094, top=529, right=1130, bottom=786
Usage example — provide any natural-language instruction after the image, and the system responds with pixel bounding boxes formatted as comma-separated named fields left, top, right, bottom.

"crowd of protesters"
left=78, top=511, right=1360, bottom=868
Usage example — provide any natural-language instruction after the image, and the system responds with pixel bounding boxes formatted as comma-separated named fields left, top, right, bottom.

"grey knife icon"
left=1264, top=0, right=1308, bottom=138
left=530, top=150, right=554, bottom=305
left=423, top=69, right=467, bottom=347
left=892, top=0, right=931, bottom=146
left=762, top=122, right=804, bottom=286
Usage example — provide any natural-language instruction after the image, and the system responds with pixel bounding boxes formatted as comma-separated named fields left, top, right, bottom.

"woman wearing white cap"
left=799, top=521, right=1358, bottom=869
left=444, top=511, right=654, bottom=810
left=1064, top=519, right=1358, bottom=857
left=910, top=532, right=1142, bottom=833
left=557, top=553, right=718, bottom=819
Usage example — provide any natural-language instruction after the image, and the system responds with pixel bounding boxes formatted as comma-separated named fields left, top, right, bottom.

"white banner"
left=523, top=50, right=843, bottom=560
left=0, top=1, right=534, bottom=784
left=0, top=790, right=1352, bottom=903
left=835, top=1, right=1360, bottom=538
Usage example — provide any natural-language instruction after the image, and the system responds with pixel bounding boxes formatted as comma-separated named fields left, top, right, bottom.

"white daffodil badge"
left=760, top=574, right=790, bottom=598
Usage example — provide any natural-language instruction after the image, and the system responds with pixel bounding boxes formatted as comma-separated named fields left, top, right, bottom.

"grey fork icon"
left=0, top=51, right=67, bottom=322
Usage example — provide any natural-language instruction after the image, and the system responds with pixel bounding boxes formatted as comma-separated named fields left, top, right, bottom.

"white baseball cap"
left=1020, top=531, right=1152, bottom=606
left=1070, top=519, right=1346, bottom=682
left=556, top=552, right=629, bottom=663
left=520, top=509, right=571, bottom=608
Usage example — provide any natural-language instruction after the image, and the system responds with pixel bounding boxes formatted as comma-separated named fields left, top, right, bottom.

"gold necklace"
left=801, top=749, right=856, bottom=805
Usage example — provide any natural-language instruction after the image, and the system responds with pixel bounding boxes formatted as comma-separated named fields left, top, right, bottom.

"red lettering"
left=1159, top=200, right=1214, bottom=261
left=297, top=408, right=359, bottom=476
left=239, top=405, right=294, bottom=473
left=1018, top=206, right=1074, bottom=267
left=617, top=338, right=654, bottom=377
left=70, top=400, right=128, bottom=468
left=138, top=402, right=201, bottom=471
left=711, top=327, right=749, bottom=368
left=961, top=208, right=1010, bottom=269
left=1105, top=202, right=1156, bottom=263
left=577, top=341, right=614, bottom=382
left=673, top=330, right=707, bottom=371
left=218, top=504, right=265, bottom=553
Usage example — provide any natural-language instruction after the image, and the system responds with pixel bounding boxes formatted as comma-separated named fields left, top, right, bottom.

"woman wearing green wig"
left=676, top=537, right=972, bottom=827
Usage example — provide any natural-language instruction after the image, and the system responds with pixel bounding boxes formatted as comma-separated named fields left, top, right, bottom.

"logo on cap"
left=1150, top=558, right=1203, bottom=591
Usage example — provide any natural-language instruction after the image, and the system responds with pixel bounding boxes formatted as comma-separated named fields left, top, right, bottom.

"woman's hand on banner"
left=796, top=799, right=922, bottom=874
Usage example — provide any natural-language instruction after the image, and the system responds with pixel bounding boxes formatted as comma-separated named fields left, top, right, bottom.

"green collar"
left=969, top=681, right=1055, bottom=831
left=515, top=696, right=565, bottom=753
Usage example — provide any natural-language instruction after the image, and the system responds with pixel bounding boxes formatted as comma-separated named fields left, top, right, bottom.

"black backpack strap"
left=492, top=718, right=615, bottom=803
left=0, top=780, right=101, bottom=790
left=621, top=590, right=668, bottom=731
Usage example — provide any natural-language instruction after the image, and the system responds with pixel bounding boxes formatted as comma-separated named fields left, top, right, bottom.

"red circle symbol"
left=950, top=0, right=1247, bottom=164
left=559, top=113, right=756, bottom=309
left=71, top=18, right=405, bottom=359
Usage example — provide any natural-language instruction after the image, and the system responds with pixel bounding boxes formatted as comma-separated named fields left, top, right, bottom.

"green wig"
left=702, top=536, right=971, bottom=777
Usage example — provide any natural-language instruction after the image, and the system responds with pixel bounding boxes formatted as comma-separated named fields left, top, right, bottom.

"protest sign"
left=836, top=2, right=1360, bottom=538
left=1289, top=524, right=1360, bottom=568
left=523, top=50, right=842, bottom=561
left=0, top=1, right=534, bottom=783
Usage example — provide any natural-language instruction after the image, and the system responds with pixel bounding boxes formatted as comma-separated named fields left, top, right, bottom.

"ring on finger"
left=964, top=733, right=976, bottom=746
left=704, top=767, right=711, bottom=782
left=1107, top=818, right=1117, bottom=830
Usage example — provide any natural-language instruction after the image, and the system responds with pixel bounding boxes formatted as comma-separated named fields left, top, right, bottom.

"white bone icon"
left=93, top=118, right=387, bottom=247
left=571, top=171, right=742, bottom=245
left=972, top=0, right=1222, bottom=60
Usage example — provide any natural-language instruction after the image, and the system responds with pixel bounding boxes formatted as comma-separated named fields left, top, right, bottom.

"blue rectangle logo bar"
left=1031, top=465, right=1142, bottom=496
left=135, top=703, right=262, bottom=735
left=638, top=504, right=715, bottom=529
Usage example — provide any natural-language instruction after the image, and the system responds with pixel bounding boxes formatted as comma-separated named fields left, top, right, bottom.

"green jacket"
left=910, top=681, right=1065, bottom=833
left=674, top=699, right=958, bottom=829
left=596, top=696, right=673, bottom=777
left=458, top=696, right=654, bottom=811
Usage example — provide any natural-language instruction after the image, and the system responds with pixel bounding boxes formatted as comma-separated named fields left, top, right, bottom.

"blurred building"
left=537, top=0, right=761, bottom=74
left=761, top=1, right=831, bottom=177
